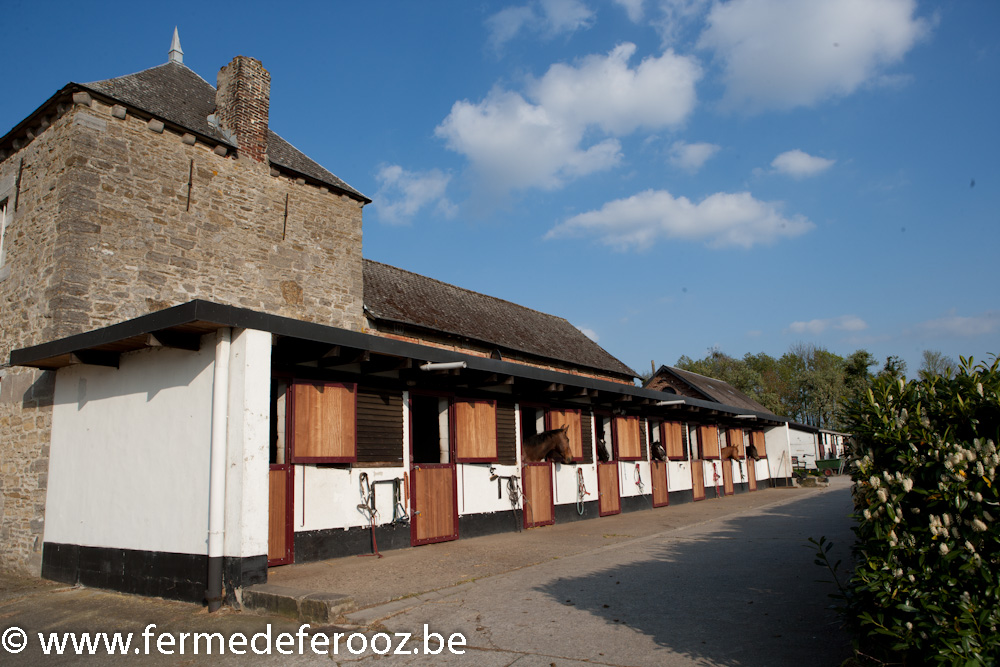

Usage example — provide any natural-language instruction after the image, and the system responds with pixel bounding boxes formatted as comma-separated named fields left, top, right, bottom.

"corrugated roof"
left=79, top=61, right=368, bottom=202
left=363, top=260, right=636, bottom=379
left=656, top=366, right=777, bottom=416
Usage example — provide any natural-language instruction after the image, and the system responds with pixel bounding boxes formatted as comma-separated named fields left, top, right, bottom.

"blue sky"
left=2, top=0, right=997, bottom=378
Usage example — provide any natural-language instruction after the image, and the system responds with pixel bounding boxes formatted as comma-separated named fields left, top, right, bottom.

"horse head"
left=596, top=438, right=611, bottom=462
left=545, top=425, right=573, bottom=464
left=652, top=442, right=667, bottom=461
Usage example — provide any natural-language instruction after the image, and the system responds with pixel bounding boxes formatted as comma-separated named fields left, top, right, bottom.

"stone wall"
left=0, top=95, right=365, bottom=572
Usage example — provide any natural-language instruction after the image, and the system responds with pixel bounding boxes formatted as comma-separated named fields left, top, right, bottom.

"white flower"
left=902, top=478, right=914, bottom=493
left=940, top=543, right=950, bottom=555
left=877, top=488, right=889, bottom=503
left=972, top=519, right=988, bottom=532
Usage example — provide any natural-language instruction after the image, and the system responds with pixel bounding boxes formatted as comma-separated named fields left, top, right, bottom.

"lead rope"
left=576, top=467, right=590, bottom=515
left=356, top=473, right=383, bottom=558
left=490, top=466, right=523, bottom=532
left=634, top=463, right=653, bottom=509
left=507, top=475, right=522, bottom=532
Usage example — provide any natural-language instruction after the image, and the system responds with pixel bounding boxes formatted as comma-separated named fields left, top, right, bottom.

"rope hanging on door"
left=489, top=466, right=522, bottom=532
left=356, top=473, right=383, bottom=558
left=634, top=463, right=653, bottom=509
left=576, top=467, right=590, bottom=515
left=711, top=461, right=722, bottom=499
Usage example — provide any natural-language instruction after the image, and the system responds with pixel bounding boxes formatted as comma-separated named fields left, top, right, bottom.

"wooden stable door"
left=522, top=462, right=555, bottom=528
left=410, top=464, right=458, bottom=545
left=691, top=460, right=706, bottom=501
left=651, top=460, right=669, bottom=507
left=722, top=460, right=735, bottom=495
left=748, top=459, right=758, bottom=491
left=597, top=462, right=621, bottom=516
left=268, top=464, right=293, bottom=566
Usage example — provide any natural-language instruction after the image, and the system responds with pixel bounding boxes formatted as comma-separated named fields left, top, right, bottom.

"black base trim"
left=554, top=500, right=599, bottom=522
left=294, top=522, right=413, bottom=562
left=460, top=509, right=524, bottom=538
left=41, top=542, right=265, bottom=605
left=280, top=476, right=797, bottom=568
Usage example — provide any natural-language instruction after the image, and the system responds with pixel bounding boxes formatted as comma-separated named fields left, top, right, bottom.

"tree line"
left=645, top=346, right=958, bottom=431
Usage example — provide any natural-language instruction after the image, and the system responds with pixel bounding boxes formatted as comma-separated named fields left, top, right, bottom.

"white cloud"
left=771, top=149, right=835, bottom=178
left=486, top=0, right=595, bottom=51
left=435, top=89, right=623, bottom=192
left=914, top=311, right=1000, bottom=339
left=669, top=140, right=720, bottom=172
left=614, top=0, right=645, bottom=22
left=436, top=44, right=700, bottom=193
left=545, top=188, right=814, bottom=250
left=651, top=0, right=712, bottom=45
left=486, top=6, right=536, bottom=51
left=698, top=0, right=931, bottom=111
left=372, top=165, right=455, bottom=224
left=787, top=315, right=868, bottom=335
left=542, top=0, right=595, bottom=33
left=529, top=43, right=701, bottom=134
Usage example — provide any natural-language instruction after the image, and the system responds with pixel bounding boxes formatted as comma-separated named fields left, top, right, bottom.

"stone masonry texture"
left=0, top=93, right=364, bottom=573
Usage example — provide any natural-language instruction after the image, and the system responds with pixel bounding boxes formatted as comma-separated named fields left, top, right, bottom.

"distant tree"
left=879, top=355, right=908, bottom=382
left=918, top=350, right=957, bottom=380
left=742, top=351, right=783, bottom=415
left=667, top=345, right=906, bottom=432
left=841, top=349, right=878, bottom=422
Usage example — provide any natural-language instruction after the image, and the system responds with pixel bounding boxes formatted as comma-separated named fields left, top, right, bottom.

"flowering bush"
left=844, top=356, right=1000, bottom=664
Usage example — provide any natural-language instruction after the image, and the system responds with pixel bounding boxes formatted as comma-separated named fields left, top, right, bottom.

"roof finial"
left=168, top=27, right=184, bottom=64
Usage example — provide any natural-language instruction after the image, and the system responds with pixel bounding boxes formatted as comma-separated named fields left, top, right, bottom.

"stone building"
left=0, top=33, right=368, bottom=574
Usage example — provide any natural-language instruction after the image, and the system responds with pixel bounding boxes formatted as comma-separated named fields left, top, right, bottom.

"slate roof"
left=78, top=61, right=368, bottom=202
left=363, top=260, right=636, bottom=379
left=651, top=366, right=777, bottom=415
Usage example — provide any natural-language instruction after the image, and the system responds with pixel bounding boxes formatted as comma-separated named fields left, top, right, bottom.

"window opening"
left=519, top=405, right=544, bottom=441
left=594, top=413, right=613, bottom=461
left=411, top=394, right=450, bottom=464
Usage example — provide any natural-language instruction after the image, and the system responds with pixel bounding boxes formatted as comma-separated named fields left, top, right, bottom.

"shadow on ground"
left=534, top=488, right=855, bottom=666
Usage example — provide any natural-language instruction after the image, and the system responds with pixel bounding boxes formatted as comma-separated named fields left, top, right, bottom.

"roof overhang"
left=9, top=300, right=787, bottom=426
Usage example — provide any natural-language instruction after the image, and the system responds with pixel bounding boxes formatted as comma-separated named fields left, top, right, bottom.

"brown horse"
left=721, top=445, right=740, bottom=460
left=524, top=426, right=573, bottom=463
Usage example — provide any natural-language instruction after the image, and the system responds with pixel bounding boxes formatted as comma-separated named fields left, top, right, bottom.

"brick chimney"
left=216, top=56, right=270, bottom=163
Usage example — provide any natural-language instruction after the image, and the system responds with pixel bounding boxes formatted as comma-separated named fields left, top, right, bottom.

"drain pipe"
left=206, top=327, right=231, bottom=612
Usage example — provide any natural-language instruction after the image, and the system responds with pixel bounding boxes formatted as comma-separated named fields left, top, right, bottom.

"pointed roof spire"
left=168, top=27, right=184, bottom=64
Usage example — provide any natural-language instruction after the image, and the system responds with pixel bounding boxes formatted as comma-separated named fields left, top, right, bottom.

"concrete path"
left=334, top=477, right=855, bottom=666
left=0, top=478, right=854, bottom=665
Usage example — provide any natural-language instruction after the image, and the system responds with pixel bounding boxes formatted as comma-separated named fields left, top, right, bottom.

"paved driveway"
left=340, top=477, right=855, bottom=666
left=1, top=478, right=854, bottom=665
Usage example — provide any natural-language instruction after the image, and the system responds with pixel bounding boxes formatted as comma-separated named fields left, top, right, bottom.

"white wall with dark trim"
left=44, top=337, right=216, bottom=554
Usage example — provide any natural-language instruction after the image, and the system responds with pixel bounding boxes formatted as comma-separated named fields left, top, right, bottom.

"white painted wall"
left=667, top=460, right=692, bottom=491
left=788, top=426, right=819, bottom=469
left=765, top=424, right=793, bottom=480
left=223, top=329, right=271, bottom=559
left=45, top=337, right=216, bottom=555
left=753, top=457, right=771, bottom=482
